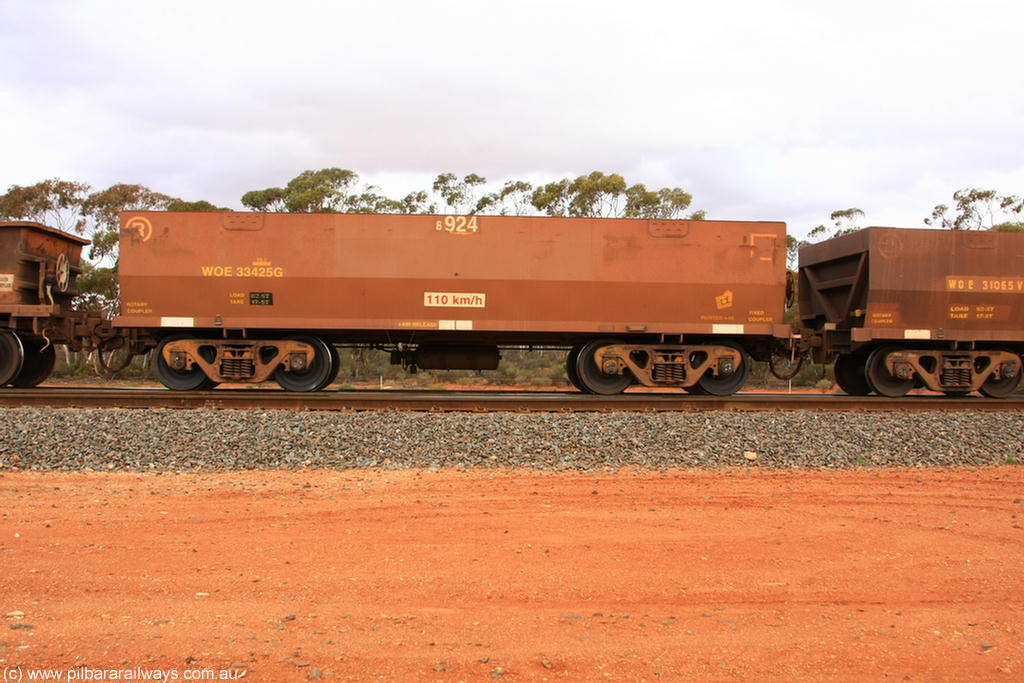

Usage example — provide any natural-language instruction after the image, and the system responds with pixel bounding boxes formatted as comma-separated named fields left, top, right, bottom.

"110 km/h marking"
left=424, top=292, right=486, bottom=308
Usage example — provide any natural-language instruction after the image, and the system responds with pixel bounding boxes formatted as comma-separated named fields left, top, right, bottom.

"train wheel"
left=274, top=335, right=333, bottom=392
left=565, top=345, right=587, bottom=392
left=154, top=335, right=215, bottom=391
left=695, top=342, right=750, bottom=396
left=0, top=330, right=24, bottom=386
left=317, top=341, right=340, bottom=391
left=11, top=335, right=56, bottom=388
left=833, top=353, right=871, bottom=396
left=979, top=354, right=1022, bottom=398
left=682, top=350, right=710, bottom=394
left=865, top=346, right=913, bottom=397
left=575, top=339, right=632, bottom=395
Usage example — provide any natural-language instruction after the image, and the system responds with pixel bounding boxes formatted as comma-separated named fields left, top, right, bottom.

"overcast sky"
left=2, top=0, right=1022, bottom=238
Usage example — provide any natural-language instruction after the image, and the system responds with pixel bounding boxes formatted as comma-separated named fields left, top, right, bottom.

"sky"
left=1, top=0, right=1022, bottom=239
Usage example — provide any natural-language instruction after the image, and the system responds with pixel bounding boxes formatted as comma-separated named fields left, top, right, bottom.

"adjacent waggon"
left=1, top=212, right=1021, bottom=397
left=800, top=228, right=1024, bottom=397
left=0, top=221, right=125, bottom=387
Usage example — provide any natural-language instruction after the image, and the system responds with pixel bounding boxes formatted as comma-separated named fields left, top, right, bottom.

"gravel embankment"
left=1, top=407, right=1022, bottom=471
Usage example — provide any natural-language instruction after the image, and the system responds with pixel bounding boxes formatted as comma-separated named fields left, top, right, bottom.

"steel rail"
left=0, top=387, right=1022, bottom=412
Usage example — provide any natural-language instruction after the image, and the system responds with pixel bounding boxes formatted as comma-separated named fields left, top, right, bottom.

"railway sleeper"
left=880, top=349, right=1021, bottom=396
left=159, top=338, right=317, bottom=384
left=594, top=343, right=746, bottom=390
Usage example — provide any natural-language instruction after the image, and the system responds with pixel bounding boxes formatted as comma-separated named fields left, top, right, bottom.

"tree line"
left=239, top=168, right=704, bottom=220
left=811, top=190, right=1024, bottom=239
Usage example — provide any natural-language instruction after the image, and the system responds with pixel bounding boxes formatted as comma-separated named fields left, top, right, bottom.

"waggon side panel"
left=858, top=228, right=1024, bottom=343
left=115, top=212, right=788, bottom=339
left=801, top=227, right=1024, bottom=343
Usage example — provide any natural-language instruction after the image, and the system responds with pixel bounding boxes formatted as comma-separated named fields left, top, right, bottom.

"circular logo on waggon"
left=125, top=216, right=153, bottom=242
left=877, top=233, right=903, bottom=259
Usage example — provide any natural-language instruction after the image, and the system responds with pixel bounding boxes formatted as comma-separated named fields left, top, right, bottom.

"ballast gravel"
left=1, top=407, right=1022, bottom=471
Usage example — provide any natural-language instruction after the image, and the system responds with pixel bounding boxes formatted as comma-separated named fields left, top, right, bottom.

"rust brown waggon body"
left=0, top=221, right=120, bottom=387
left=115, top=212, right=790, bottom=393
left=800, top=227, right=1024, bottom=397
left=2, top=213, right=1021, bottom=397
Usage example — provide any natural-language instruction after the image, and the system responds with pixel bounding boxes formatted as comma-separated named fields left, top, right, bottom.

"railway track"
left=1, top=387, right=1023, bottom=412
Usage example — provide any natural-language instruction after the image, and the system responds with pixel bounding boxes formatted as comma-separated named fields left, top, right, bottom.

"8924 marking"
left=435, top=216, right=479, bottom=234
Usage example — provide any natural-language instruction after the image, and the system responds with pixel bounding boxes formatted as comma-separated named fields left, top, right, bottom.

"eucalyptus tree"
left=432, top=172, right=487, bottom=214
left=925, top=188, right=1023, bottom=231
left=808, top=208, right=865, bottom=240
left=0, top=178, right=91, bottom=231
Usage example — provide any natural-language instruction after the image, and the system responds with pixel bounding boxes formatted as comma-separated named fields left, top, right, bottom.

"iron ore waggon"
left=115, top=212, right=791, bottom=394
left=0, top=221, right=122, bottom=387
left=799, top=227, right=1024, bottom=397
left=2, top=213, right=1022, bottom=397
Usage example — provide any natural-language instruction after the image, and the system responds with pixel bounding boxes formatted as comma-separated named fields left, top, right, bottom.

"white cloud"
left=1, top=0, right=1021, bottom=235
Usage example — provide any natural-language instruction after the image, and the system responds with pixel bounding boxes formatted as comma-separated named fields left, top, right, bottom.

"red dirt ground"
left=1, top=467, right=1022, bottom=682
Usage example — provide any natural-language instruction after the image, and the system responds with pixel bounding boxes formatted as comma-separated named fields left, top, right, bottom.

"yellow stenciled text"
left=947, top=276, right=1024, bottom=292
left=123, top=301, right=152, bottom=314
left=747, top=309, right=774, bottom=323
left=201, top=265, right=284, bottom=278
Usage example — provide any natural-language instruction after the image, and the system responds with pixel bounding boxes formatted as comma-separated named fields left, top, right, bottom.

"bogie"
left=570, top=339, right=752, bottom=396
left=838, top=346, right=1023, bottom=398
left=152, top=335, right=333, bottom=391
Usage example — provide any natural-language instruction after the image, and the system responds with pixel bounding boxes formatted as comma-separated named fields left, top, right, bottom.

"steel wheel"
left=565, top=345, right=586, bottom=392
left=833, top=353, right=871, bottom=396
left=683, top=350, right=709, bottom=394
left=865, top=346, right=913, bottom=397
left=318, top=341, right=340, bottom=391
left=274, top=335, right=333, bottom=392
left=575, top=339, right=632, bottom=395
left=11, top=334, right=56, bottom=387
left=0, top=330, right=24, bottom=386
left=154, top=335, right=215, bottom=391
left=980, top=355, right=1022, bottom=398
left=695, top=342, right=750, bottom=396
